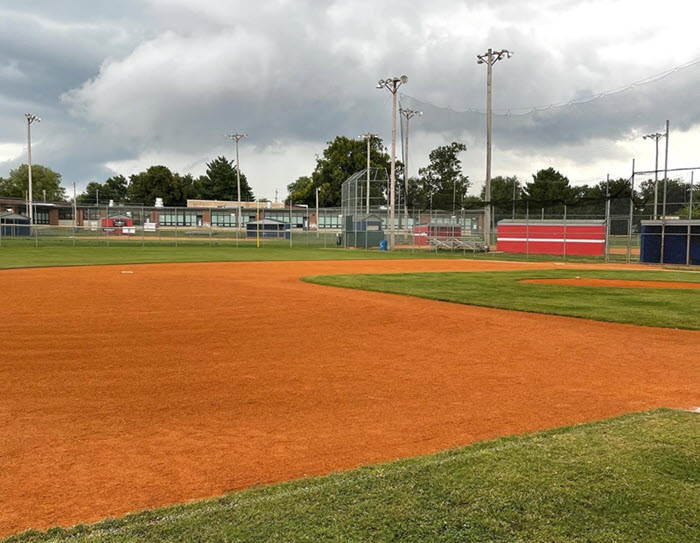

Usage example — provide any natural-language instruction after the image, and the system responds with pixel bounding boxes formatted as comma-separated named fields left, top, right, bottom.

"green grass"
left=305, top=269, right=700, bottom=330
left=0, top=245, right=478, bottom=270
left=5, top=409, right=699, bottom=542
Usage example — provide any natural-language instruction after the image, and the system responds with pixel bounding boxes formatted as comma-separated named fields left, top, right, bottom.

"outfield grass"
left=305, top=269, right=700, bottom=330
left=0, top=244, right=643, bottom=270
left=5, top=409, right=698, bottom=543
left=0, top=245, right=479, bottom=270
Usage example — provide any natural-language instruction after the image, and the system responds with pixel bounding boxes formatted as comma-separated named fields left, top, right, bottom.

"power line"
left=400, top=55, right=700, bottom=117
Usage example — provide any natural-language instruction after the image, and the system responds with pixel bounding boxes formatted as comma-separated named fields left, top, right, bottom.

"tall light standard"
left=225, top=133, right=247, bottom=231
left=377, top=75, right=408, bottom=250
left=25, top=113, right=41, bottom=223
left=662, top=119, right=670, bottom=219
left=642, top=130, right=666, bottom=219
left=315, top=186, right=320, bottom=237
left=358, top=132, right=378, bottom=214
left=399, top=108, right=422, bottom=230
left=477, top=49, right=513, bottom=247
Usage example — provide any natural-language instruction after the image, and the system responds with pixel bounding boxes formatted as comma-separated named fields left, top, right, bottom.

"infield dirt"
left=1, top=259, right=698, bottom=536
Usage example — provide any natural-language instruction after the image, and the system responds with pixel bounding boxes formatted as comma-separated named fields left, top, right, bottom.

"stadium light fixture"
left=224, top=133, right=248, bottom=230
left=25, top=113, right=41, bottom=224
left=376, top=75, right=407, bottom=250
left=476, top=49, right=513, bottom=247
left=399, top=108, right=422, bottom=227
left=642, top=131, right=666, bottom=219
left=359, top=132, right=378, bottom=213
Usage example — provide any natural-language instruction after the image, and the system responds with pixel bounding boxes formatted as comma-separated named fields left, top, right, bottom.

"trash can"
left=379, top=240, right=388, bottom=251
left=336, top=233, right=342, bottom=246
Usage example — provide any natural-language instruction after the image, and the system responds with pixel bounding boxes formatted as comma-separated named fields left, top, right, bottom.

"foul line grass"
left=4, top=409, right=698, bottom=542
left=305, top=269, right=700, bottom=330
left=0, top=246, right=476, bottom=270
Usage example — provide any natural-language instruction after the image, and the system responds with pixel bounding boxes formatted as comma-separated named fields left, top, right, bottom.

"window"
left=58, top=208, right=73, bottom=220
left=158, top=211, right=198, bottom=226
left=34, top=210, right=50, bottom=224
left=211, top=211, right=237, bottom=227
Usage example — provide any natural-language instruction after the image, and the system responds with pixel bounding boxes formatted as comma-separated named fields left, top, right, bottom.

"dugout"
left=496, top=219, right=606, bottom=256
left=343, top=213, right=384, bottom=248
left=246, top=218, right=290, bottom=239
left=413, top=223, right=462, bottom=246
left=101, top=214, right=135, bottom=235
left=0, top=212, right=30, bottom=236
left=640, top=220, right=700, bottom=265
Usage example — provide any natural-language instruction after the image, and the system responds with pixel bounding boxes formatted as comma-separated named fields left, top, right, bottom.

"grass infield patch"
left=305, top=269, right=700, bottom=330
left=0, top=246, right=473, bottom=270
left=4, top=409, right=699, bottom=542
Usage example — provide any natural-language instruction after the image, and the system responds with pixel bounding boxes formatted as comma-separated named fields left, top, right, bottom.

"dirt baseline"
left=522, top=277, right=700, bottom=289
left=1, top=259, right=698, bottom=537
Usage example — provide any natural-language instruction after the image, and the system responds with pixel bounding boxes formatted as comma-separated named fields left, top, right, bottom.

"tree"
left=415, top=142, right=469, bottom=211
left=198, top=156, right=254, bottom=201
left=76, top=175, right=128, bottom=205
left=127, top=166, right=194, bottom=206
left=524, top=168, right=573, bottom=204
left=480, top=175, right=521, bottom=204
left=289, top=136, right=394, bottom=207
left=286, top=176, right=313, bottom=204
left=2, top=164, right=66, bottom=201
left=638, top=177, right=691, bottom=217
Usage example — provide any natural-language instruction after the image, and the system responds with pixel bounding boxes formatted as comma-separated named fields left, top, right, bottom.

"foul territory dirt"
left=1, top=260, right=698, bottom=536
left=523, top=277, right=700, bottom=289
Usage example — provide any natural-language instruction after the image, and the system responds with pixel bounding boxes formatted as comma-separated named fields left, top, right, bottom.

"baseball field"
left=1, top=247, right=698, bottom=541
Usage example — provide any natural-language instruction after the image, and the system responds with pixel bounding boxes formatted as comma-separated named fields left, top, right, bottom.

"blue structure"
left=640, top=220, right=700, bottom=265
left=246, top=218, right=290, bottom=239
left=0, top=212, right=30, bottom=237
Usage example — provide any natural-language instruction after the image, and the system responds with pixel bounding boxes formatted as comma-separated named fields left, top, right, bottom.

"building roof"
left=498, top=219, right=606, bottom=225
left=246, top=218, right=287, bottom=226
left=0, top=211, right=30, bottom=221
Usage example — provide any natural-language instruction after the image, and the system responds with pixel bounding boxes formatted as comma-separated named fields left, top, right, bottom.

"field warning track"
left=1, top=259, right=698, bottom=536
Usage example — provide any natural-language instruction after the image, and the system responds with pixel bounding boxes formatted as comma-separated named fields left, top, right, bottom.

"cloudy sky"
left=1, top=0, right=699, bottom=200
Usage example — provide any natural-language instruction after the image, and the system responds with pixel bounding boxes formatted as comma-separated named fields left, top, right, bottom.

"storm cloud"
left=1, top=0, right=699, bottom=198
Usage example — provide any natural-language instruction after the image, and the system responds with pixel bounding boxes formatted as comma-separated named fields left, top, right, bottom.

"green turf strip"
left=0, top=246, right=476, bottom=270
left=305, top=269, right=700, bottom=330
left=5, top=409, right=698, bottom=543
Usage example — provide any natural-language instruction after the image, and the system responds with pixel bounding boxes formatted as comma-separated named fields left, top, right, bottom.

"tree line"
left=0, top=157, right=255, bottom=207
left=2, top=139, right=698, bottom=219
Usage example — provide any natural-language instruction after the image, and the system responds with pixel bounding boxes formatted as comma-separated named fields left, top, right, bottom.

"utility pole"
left=477, top=48, right=513, bottom=247
left=512, top=178, right=517, bottom=219
left=377, top=75, right=408, bottom=250
left=662, top=120, right=670, bottom=219
left=359, top=132, right=378, bottom=214
left=96, top=188, right=100, bottom=206
left=643, top=130, right=666, bottom=219
left=399, top=108, right=422, bottom=230
left=225, top=133, right=247, bottom=231
left=315, top=186, right=320, bottom=237
left=25, top=113, right=40, bottom=223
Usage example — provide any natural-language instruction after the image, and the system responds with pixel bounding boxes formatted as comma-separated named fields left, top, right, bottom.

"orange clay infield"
left=1, top=259, right=699, bottom=536
left=522, top=277, right=700, bottom=289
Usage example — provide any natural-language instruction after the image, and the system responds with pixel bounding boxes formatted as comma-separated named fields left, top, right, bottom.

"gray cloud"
left=1, top=0, right=699, bottom=198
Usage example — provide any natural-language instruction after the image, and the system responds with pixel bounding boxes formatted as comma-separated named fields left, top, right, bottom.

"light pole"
left=477, top=48, right=512, bottom=247
left=225, top=133, right=247, bottom=231
left=643, top=130, right=666, bottom=219
left=358, top=133, right=378, bottom=214
left=377, top=75, right=407, bottom=250
left=662, top=119, right=670, bottom=219
left=25, top=113, right=41, bottom=223
left=399, top=108, right=421, bottom=230
left=315, top=186, right=320, bottom=237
